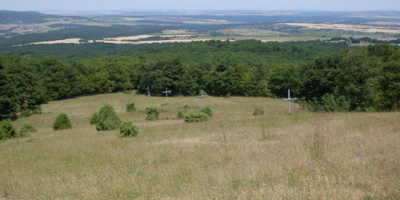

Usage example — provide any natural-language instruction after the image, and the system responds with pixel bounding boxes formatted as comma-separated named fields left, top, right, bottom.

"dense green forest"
left=299, top=44, right=400, bottom=112
left=1, top=39, right=400, bottom=120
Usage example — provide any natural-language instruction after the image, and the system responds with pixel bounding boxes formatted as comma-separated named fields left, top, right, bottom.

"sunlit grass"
left=1, top=92, right=399, bottom=199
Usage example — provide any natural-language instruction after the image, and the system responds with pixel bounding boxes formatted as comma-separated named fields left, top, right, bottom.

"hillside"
left=0, top=10, right=50, bottom=24
left=1, top=93, right=399, bottom=199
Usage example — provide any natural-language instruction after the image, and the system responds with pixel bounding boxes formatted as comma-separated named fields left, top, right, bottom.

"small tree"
left=201, top=107, right=213, bottom=117
left=119, top=121, right=140, bottom=137
left=145, top=107, right=159, bottom=121
left=0, top=120, right=17, bottom=140
left=19, top=123, right=37, bottom=137
left=126, top=102, right=135, bottom=112
left=96, top=104, right=121, bottom=131
left=53, top=113, right=72, bottom=130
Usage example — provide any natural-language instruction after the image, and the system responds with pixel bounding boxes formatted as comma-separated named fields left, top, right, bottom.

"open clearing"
left=1, top=93, right=399, bottom=199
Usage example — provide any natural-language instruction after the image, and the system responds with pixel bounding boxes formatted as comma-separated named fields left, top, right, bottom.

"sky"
left=1, top=0, right=399, bottom=12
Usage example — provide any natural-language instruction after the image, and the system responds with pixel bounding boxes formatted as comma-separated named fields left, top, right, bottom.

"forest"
left=1, top=39, right=400, bottom=120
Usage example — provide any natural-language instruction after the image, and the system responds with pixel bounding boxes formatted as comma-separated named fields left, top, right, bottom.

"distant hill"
left=0, top=10, right=52, bottom=24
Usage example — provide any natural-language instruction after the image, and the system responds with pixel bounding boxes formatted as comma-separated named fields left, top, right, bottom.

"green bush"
left=119, top=121, right=140, bottom=137
left=53, top=113, right=72, bottom=130
left=90, top=113, right=99, bottom=125
left=177, top=110, right=185, bottom=119
left=200, top=107, right=213, bottom=117
left=19, top=123, right=37, bottom=136
left=184, top=112, right=209, bottom=123
left=95, top=104, right=121, bottom=131
left=145, top=107, right=159, bottom=121
left=253, top=107, right=264, bottom=116
left=0, top=120, right=17, bottom=140
left=126, top=102, right=136, bottom=112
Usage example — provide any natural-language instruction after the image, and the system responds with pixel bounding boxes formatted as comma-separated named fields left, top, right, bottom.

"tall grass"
left=0, top=93, right=399, bottom=199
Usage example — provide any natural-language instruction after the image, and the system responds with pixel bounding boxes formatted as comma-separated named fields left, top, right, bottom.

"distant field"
left=1, top=93, right=399, bottom=199
left=14, top=34, right=325, bottom=46
left=217, top=28, right=288, bottom=37
left=284, top=23, right=400, bottom=35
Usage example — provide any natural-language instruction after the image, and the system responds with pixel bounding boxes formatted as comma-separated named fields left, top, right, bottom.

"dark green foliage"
left=184, top=112, right=210, bottom=123
left=126, top=102, right=135, bottom=112
left=268, top=64, right=300, bottom=97
left=19, top=123, right=37, bottom=136
left=95, top=104, right=121, bottom=131
left=0, top=41, right=346, bottom=119
left=299, top=44, right=400, bottom=112
left=145, top=107, right=160, bottom=121
left=53, top=113, right=72, bottom=130
left=200, top=107, right=213, bottom=117
left=177, top=110, right=185, bottom=119
left=299, top=95, right=350, bottom=112
left=253, top=107, right=264, bottom=116
left=0, top=120, right=17, bottom=140
left=119, top=121, right=140, bottom=137
left=90, top=113, right=99, bottom=125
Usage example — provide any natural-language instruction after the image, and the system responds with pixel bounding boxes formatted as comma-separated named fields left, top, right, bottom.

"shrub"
left=119, top=121, right=140, bottom=137
left=145, top=107, right=159, bottom=121
left=253, top=107, right=264, bottom=116
left=90, top=113, right=99, bottom=124
left=126, top=102, right=135, bottom=112
left=53, top=113, right=72, bottom=130
left=177, top=110, right=185, bottom=119
left=201, top=107, right=213, bottom=117
left=184, top=112, right=209, bottom=123
left=19, top=124, right=37, bottom=136
left=0, top=120, right=17, bottom=140
left=96, top=104, right=121, bottom=131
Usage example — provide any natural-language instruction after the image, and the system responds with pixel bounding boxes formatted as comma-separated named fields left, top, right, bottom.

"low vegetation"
left=94, top=104, right=121, bottom=131
left=119, top=121, right=140, bottom=137
left=126, top=102, right=136, bottom=112
left=52, top=113, right=72, bottom=130
left=253, top=107, right=264, bottom=115
left=145, top=107, right=159, bottom=121
left=200, top=107, right=213, bottom=117
left=184, top=112, right=210, bottom=123
left=19, top=123, right=37, bottom=136
left=177, top=110, right=184, bottom=119
left=0, top=120, right=17, bottom=140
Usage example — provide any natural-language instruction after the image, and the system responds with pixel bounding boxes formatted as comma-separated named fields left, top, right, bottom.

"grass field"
left=1, top=92, right=400, bottom=199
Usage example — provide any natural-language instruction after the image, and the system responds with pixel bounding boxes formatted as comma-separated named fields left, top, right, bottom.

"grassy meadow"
left=1, top=92, right=400, bottom=199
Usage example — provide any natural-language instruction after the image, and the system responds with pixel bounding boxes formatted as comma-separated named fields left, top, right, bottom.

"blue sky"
left=1, top=0, right=399, bottom=11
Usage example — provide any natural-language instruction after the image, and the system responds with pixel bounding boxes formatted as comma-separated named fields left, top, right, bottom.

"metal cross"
left=282, top=89, right=298, bottom=114
left=162, top=87, right=171, bottom=100
left=146, top=86, right=151, bottom=97
left=198, top=89, right=208, bottom=107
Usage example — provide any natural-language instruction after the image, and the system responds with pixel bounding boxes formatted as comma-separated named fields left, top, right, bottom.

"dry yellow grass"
left=1, top=93, right=399, bottom=199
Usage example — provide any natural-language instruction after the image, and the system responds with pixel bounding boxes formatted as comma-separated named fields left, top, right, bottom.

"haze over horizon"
left=1, top=0, right=399, bottom=12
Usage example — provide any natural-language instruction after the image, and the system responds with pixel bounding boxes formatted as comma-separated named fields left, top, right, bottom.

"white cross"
left=146, top=86, right=151, bottom=97
left=162, top=87, right=171, bottom=100
left=198, top=89, right=208, bottom=107
left=282, top=89, right=298, bottom=114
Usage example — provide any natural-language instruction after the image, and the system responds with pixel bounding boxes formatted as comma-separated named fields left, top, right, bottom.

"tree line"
left=1, top=40, right=399, bottom=120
